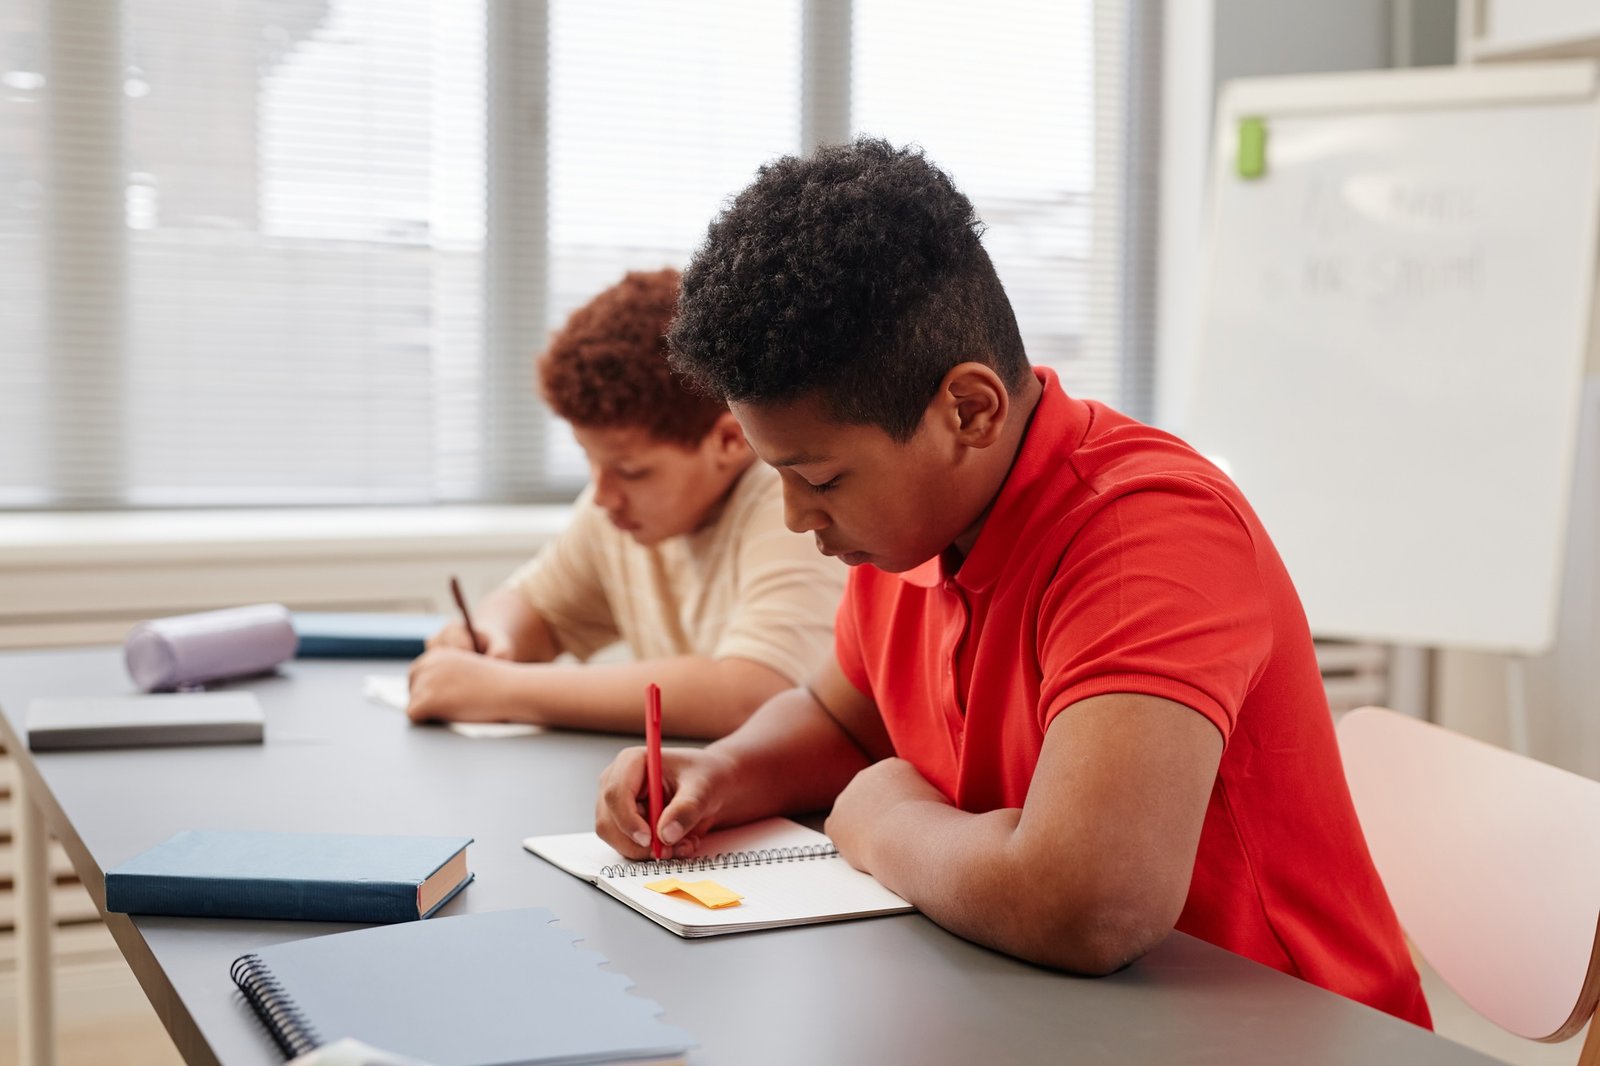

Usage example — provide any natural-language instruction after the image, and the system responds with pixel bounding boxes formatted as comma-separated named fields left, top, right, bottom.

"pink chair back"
left=1337, top=706, right=1600, bottom=1044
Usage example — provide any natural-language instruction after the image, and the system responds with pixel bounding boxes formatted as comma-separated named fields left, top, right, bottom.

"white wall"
left=1213, top=0, right=1393, bottom=82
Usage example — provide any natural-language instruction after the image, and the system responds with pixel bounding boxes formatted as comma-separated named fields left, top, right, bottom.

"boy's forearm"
left=859, top=799, right=1165, bottom=977
left=703, top=686, right=876, bottom=825
left=474, top=586, right=560, bottom=662
left=501, top=654, right=790, bottom=738
left=859, top=802, right=1118, bottom=973
left=861, top=800, right=1031, bottom=950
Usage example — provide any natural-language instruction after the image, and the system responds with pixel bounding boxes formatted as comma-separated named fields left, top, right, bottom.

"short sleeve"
left=1037, top=483, right=1273, bottom=742
left=710, top=500, right=848, bottom=685
left=507, top=487, right=621, bottom=661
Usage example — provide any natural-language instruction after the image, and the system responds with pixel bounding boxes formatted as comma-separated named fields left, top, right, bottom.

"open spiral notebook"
left=523, top=817, right=913, bottom=938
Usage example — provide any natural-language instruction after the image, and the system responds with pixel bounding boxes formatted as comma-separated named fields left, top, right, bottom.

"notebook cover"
left=106, top=830, right=473, bottom=923
left=26, top=693, right=265, bottom=752
left=292, top=613, right=447, bottom=659
left=231, top=907, right=694, bottom=1065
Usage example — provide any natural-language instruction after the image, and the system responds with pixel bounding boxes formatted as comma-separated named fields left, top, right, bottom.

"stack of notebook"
left=109, top=832, right=693, bottom=1063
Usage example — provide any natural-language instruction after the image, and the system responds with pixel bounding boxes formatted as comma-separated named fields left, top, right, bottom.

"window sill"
left=0, top=505, right=575, bottom=569
left=0, top=506, right=577, bottom=647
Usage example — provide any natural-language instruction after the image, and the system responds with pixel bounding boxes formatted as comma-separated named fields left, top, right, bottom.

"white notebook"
left=362, top=675, right=541, bottom=740
left=27, top=692, right=265, bottom=751
left=523, top=817, right=913, bottom=938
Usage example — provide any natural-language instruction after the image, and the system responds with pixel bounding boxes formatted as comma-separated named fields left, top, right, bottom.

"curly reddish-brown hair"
left=537, top=268, right=725, bottom=446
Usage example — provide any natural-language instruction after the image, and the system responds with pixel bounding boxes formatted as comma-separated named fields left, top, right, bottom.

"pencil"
left=449, top=576, right=482, bottom=654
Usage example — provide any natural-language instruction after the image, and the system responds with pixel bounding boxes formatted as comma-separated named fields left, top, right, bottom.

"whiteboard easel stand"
left=1386, top=645, right=1434, bottom=721
left=1506, top=656, right=1530, bottom=756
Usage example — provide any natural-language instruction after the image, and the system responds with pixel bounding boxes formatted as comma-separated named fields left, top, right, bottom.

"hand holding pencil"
left=424, top=576, right=503, bottom=656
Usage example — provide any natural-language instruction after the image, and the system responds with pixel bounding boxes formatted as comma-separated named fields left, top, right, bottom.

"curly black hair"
left=668, top=137, right=1029, bottom=441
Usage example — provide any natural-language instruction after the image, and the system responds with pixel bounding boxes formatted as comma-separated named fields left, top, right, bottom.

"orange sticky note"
left=644, top=877, right=743, bottom=909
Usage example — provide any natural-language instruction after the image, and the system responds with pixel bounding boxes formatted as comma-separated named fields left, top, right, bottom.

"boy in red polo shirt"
left=594, top=139, right=1430, bottom=1026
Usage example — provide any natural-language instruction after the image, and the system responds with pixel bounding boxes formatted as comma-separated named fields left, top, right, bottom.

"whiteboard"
left=1183, top=63, right=1600, bottom=654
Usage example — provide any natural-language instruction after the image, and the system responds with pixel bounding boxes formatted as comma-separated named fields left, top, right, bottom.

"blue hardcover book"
left=105, top=830, right=473, bottom=923
left=291, top=613, right=447, bottom=659
left=230, top=908, right=694, bottom=1064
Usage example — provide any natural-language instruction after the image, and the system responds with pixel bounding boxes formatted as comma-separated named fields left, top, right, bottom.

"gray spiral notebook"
left=230, top=907, right=693, bottom=1065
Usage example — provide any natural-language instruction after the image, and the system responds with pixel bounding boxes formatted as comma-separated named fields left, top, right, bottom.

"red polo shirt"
left=835, top=367, right=1430, bottom=1027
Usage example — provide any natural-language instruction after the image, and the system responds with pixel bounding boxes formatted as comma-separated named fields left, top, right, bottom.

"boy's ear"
left=707, top=411, right=752, bottom=464
left=936, top=362, right=1009, bottom=449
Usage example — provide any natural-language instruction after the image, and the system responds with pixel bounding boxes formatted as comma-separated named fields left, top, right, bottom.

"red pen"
left=645, top=683, right=665, bottom=860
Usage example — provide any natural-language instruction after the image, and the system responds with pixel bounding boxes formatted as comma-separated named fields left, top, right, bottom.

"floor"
left=0, top=941, right=1588, bottom=1065
left=0, top=955, right=182, bottom=1066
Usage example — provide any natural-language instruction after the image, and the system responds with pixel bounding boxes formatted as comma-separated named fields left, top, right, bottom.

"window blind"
left=542, top=0, right=803, bottom=483
left=3, top=0, right=499, bottom=508
left=854, top=0, right=1160, bottom=416
left=0, top=0, right=1160, bottom=510
left=1, top=0, right=48, bottom=507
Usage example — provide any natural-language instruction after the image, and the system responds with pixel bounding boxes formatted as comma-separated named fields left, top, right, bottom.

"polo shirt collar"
left=895, top=366, right=1090, bottom=592
left=898, top=555, right=945, bottom=588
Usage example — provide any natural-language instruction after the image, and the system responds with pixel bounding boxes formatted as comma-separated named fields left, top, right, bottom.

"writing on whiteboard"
left=1259, top=174, right=1485, bottom=309
left=1302, top=174, right=1481, bottom=233
left=1288, top=248, right=1482, bottom=303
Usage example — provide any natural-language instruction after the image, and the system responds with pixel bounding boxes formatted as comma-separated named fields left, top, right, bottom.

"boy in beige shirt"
left=408, top=268, right=845, bottom=737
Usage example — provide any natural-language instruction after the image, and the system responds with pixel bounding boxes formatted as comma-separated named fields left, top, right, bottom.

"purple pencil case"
left=124, top=604, right=298, bottom=693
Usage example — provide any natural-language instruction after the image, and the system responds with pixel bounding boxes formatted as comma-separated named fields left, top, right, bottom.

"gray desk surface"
left=0, top=647, right=1497, bottom=1066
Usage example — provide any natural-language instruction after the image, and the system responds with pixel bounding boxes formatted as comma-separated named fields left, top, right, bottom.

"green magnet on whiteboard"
left=1237, top=116, right=1267, bottom=179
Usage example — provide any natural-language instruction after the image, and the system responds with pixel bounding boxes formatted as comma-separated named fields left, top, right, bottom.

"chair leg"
left=1579, top=1015, right=1599, bottom=1066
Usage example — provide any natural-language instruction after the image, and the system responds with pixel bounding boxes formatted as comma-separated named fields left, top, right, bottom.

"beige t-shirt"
left=507, top=462, right=846, bottom=684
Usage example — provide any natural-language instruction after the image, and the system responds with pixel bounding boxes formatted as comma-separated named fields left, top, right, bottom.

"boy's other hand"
left=406, top=647, right=522, bottom=723
left=426, top=620, right=516, bottom=659
left=595, top=747, right=736, bottom=860
left=825, top=756, right=948, bottom=873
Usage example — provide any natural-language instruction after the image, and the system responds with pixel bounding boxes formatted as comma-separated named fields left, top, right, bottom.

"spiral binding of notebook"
left=230, top=952, right=323, bottom=1058
left=600, top=841, right=838, bottom=879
